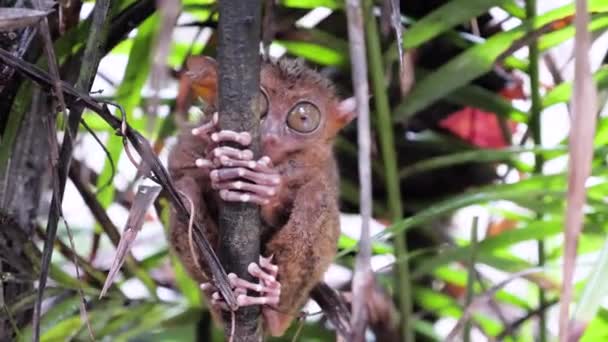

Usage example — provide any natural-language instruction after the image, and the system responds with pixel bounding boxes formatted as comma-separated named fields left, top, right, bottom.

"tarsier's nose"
left=262, top=133, right=280, bottom=148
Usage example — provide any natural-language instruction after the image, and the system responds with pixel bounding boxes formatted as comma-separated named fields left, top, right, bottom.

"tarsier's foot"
left=201, top=255, right=281, bottom=310
left=191, top=118, right=281, bottom=205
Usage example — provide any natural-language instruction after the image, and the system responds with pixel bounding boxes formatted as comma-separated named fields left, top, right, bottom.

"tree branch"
left=216, top=1, right=264, bottom=339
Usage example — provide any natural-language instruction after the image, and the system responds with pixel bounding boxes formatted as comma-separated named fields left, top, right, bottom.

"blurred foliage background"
left=1, top=0, right=608, bottom=341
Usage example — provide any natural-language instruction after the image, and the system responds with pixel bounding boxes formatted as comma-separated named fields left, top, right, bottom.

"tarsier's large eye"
left=286, top=102, right=321, bottom=133
left=258, top=89, right=269, bottom=117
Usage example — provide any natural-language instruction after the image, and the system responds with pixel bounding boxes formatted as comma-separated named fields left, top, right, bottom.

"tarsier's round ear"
left=185, top=56, right=219, bottom=107
left=337, top=97, right=357, bottom=125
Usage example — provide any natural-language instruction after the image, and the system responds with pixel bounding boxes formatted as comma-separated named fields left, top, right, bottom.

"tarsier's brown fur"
left=168, top=56, right=355, bottom=336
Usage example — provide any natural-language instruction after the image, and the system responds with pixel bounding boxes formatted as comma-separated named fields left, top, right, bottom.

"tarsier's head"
left=186, top=56, right=356, bottom=163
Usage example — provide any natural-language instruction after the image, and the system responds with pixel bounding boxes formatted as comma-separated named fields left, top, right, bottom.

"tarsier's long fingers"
left=210, top=166, right=280, bottom=186
left=213, top=181, right=277, bottom=198
left=217, top=189, right=269, bottom=205
left=237, top=294, right=279, bottom=307
left=191, top=112, right=219, bottom=138
left=214, top=155, right=274, bottom=173
left=211, top=130, right=252, bottom=146
left=212, top=146, right=254, bottom=161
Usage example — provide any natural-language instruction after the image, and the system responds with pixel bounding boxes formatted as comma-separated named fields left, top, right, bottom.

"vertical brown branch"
left=216, top=1, right=263, bottom=340
left=345, top=0, right=374, bottom=341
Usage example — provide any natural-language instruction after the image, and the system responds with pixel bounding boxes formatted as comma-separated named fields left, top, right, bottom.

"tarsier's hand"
left=201, top=255, right=281, bottom=310
left=191, top=113, right=282, bottom=205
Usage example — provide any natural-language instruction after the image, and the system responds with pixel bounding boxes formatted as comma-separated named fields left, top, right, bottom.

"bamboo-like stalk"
left=525, top=0, right=548, bottom=340
left=560, top=0, right=597, bottom=340
left=345, top=0, right=374, bottom=340
left=362, top=0, right=412, bottom=340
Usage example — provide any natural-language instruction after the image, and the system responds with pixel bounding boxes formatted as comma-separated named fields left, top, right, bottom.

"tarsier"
left=168, top=55, right=356, bottom=336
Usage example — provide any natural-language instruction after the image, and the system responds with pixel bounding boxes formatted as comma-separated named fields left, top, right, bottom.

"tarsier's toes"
left=227, top=263, right=281, bottom=307
left=199, top=259, right=281, bottom=310
left=200, top=282, right=215, bottom=296
left=202, top=279, right=246, bottom=311
left=259, top=255, right=279, bottom=278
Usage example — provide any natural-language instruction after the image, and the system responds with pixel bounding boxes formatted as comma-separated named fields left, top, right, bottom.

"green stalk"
left=526, top=0, right=547, bottom=341
left=362, top=1, right=412, bottom=340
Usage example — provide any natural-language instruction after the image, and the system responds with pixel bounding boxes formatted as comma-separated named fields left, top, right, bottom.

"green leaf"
left=384, top=174, right=566, bottom=240
left=399, top=146, right=566, bottom=180
left=543, top=65, right=608, bottom=108
left=278, top=0, right=342, bottom=9
left=97, top=13, right=158, bottom=205
left=574, top=238, right=608, bottom=326
left=433, top=266, right=531, bottom=309
left=413, top=219, right=563, bottom=278
left=280, top=40, right=347, bottom=65
left=539, top=13, right=608, bottom=52
left=404, top=0, right=510, bottom=49
left=446, top=84, right=528, bottom=122
left=394, top=0, right=608, bottom=121
left=581, top=308, right=608, bottom=341
left=20, top=297, right=82, bottom=342
left=500, top=0, right=525, bottom=19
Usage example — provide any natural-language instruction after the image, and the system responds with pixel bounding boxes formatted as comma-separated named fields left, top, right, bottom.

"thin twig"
left=148, top=0, right=181, bottom=133
left=446, top=267, right=546, bottom=341
left=524, top=0, right=548, bottom=340
left=496, top=299, right=559, bottom=340
left=362, top=1, right=412, bottom=340
left=345, top=0, right=374, bottom=340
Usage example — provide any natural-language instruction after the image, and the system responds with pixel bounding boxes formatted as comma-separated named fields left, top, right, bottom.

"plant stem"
left=216, top=0, right=263, bottom=339
left=362, top=1, right=412, bottom=340
left=526, top=0, right=546, bottom=341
